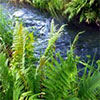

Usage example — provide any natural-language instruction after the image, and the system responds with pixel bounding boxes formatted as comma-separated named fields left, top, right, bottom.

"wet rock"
left=13, top=9, right=26, bottom=17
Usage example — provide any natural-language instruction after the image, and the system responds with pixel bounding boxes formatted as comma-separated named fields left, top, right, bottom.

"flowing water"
left=0, top=2, right=100, bottom=61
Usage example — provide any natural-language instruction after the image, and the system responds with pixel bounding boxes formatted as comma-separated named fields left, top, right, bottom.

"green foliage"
left=64, top=0, right=100, bottom=24
left=0, top=53, right=13, bottom=100
left=11, top=22, right=26, bottom=69
left=78, top=60, right=100, bottom=100
left=43, top=52, right=78, bottom=100
left=0, top=22, right=40, bottom=100
left=0, top=37, right=6, bottom=53
left=32, top=0, right=63, bottom=10
left=11, top=22, right=40, bottom=99
left=48, top=0, right=63, bottom=17
left=43, top=47, right=100, bottom=100
left=0, top=7, right=13, bottom=46
left=0, top=15, right=100, bottom=100
left=35, top=19, right=65, bottom=76
left=32, top=0, right=48, bottom=9
left=78, top=72, right=100, bottom=100
left=27, top=0, right=64, bottom=17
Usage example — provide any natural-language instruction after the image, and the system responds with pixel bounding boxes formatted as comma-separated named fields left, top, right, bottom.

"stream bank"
left=0, top=2, right=100, bottom=61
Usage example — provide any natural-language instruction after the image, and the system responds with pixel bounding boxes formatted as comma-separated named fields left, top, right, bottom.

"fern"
left=78, top=73, right=100, bottom=100
left=78, top=59, right=100, bottom=100
left=43, top=52, right=79, bottom=100
left=0, top=53, right=13, bottom=100
left=11, top=22, right=41, bottom=99
left=35, top=19, right=65, bottom=76
left=19, top=91, right=44, bottom=100
left=11, top=22, right=26, bottom=70
left=10, top=22, right=28, bottom=99
left=13, top=75, right=25, bottom=100
left=42, top=30, right=82, bottom=100
left=0, top=11, right=100, bottom=100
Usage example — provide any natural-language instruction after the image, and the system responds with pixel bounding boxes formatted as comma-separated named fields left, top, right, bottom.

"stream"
left=0, top=2, right=100, bottom=61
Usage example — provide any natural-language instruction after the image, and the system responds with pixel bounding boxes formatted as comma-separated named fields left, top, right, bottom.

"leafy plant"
left=64, top=0, right=100, bottom=24
left=11, top=22, right=40, bottom=100
left=0, top=22, right=40, bottom=100
left=0, top=53, right=13, bottom=100
left=0, top=7, right=13, bottom=58
left=0, top=16, right=100, bottom=100
left=0, top=7, right=13, bottom=46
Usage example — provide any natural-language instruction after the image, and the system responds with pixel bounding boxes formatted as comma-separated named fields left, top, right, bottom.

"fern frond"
left=35, top=19, right=65, bottom=77
left=43, top=52, right=78, bottom=100
left=13, top=75, right=25, bottom=100
left=19, top=91, right=44, bottom=100
left=78, top=72, right=100, bottom=100
left=11, top=22, right=30, bottom=99
left=0, top=53, right=13, bottom=100
left=11, top=22, right=26, bottom=70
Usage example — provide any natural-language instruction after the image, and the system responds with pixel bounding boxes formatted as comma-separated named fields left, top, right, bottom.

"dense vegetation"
left=10, top=0, right=100, bottom=25
left=0, top=6, right=100, bottom=100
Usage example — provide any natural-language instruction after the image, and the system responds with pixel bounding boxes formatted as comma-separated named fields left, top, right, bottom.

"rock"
left=13, top=9, right=25, bottom=17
